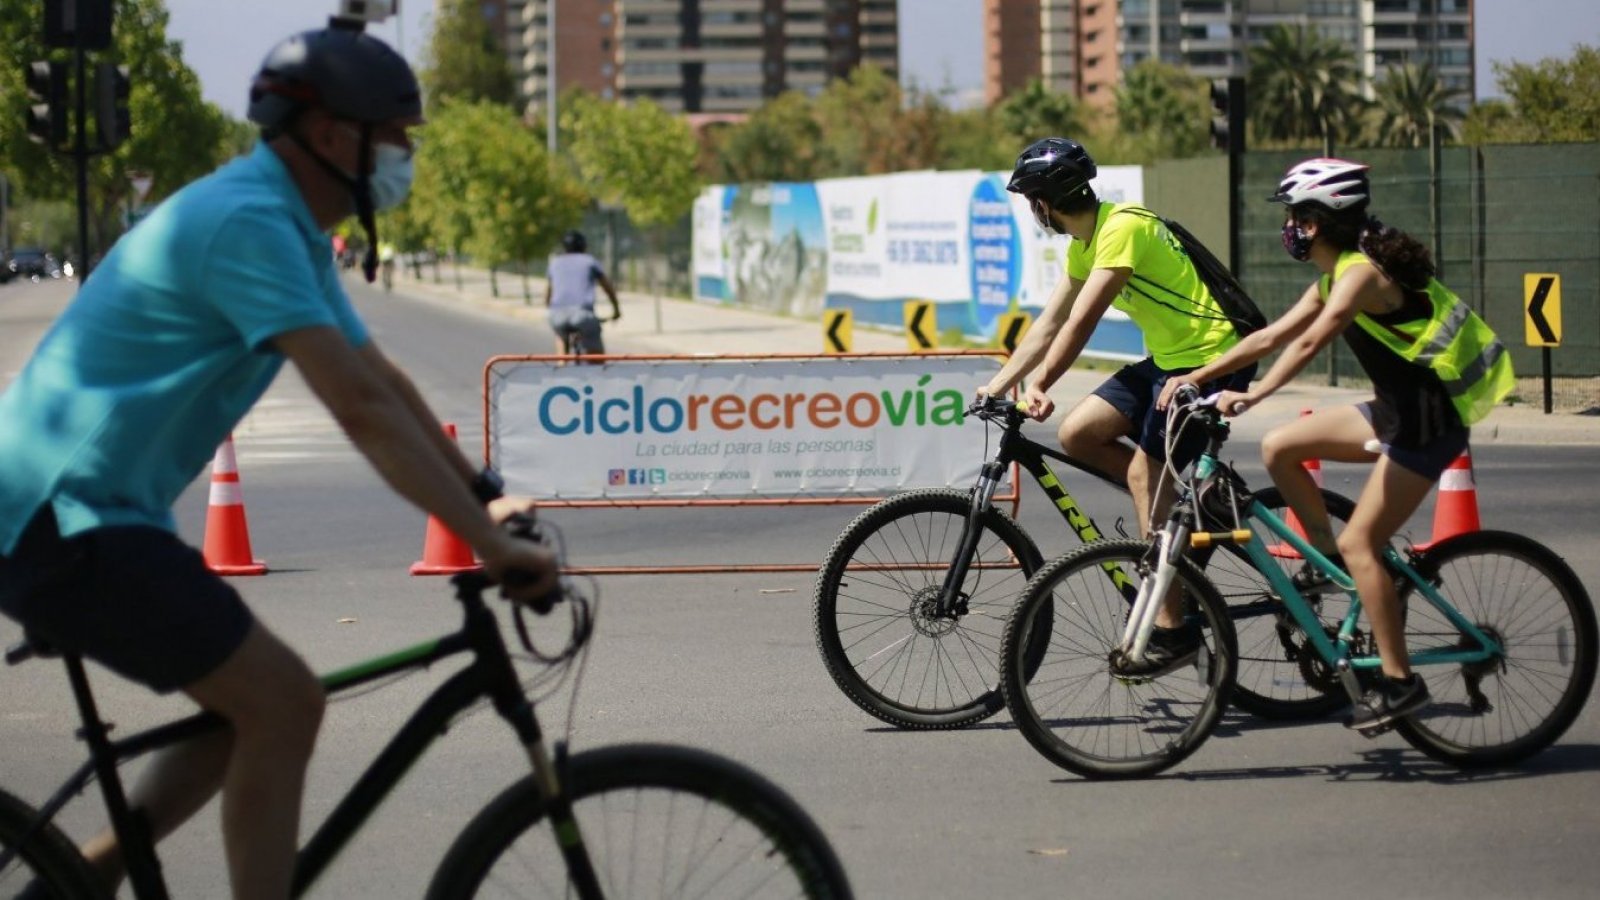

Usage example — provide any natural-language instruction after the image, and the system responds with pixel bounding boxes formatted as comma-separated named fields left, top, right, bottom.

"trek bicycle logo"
left=538, top=376, right=966, bottom=436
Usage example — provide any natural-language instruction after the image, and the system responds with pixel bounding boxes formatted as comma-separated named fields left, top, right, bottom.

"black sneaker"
left=1346, top=674, right=1431, bottom=732
left=1110, top=624, right=1202, bottom=679
left=1291, top=555, right=1345, bottom=596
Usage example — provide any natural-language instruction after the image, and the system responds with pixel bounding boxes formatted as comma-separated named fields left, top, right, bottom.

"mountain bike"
left=813, top=394, right=1357, bottom=730
left=0, top=523, right=853, bottom=899
left=998, top=386, right=1597, bottom=779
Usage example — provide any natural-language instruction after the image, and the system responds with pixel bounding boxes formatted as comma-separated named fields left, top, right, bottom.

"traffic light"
left=95, top=62, right=131, bottom=150
left=1209, top=77, right=1246, bottom=156
left=44, top=0, right=114, bottom=51
left=25, top=60, right=69, bottom=148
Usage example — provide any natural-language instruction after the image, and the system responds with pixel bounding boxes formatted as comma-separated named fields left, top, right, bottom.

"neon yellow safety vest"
left=1320, top=251, right=1515, bottom=425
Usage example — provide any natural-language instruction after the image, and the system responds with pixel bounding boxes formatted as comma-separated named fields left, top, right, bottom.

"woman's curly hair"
left=1293, top=203, right=1436, bottom=290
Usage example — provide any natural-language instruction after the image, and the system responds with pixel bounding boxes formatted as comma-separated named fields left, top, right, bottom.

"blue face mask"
left=367, top=142, right=414, bottom=211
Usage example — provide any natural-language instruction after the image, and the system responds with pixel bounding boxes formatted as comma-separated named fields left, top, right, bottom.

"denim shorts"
left=1092, top=357, right=1257, bottom=466
left=0, top=506, right=254, bottom=693
left=1356, top=401, right=1470, bottom=480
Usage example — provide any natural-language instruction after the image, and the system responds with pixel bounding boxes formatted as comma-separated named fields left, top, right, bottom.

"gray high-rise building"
left=986, top=0, right=1474, bottom=108
left=476, top=0, right=900, bottom=116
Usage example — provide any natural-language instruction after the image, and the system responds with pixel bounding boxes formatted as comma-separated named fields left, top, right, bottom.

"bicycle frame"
left=1143, top=432, right=1507, bottom=700
left=5, top=575, right=603, bottom=900
left=935, top=408, right=1133, bottom=616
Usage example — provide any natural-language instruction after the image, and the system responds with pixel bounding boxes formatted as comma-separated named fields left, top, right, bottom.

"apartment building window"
left=1307, top=0, right=1355, bottom=15
left=1124, top=0, right=1149, bottom=15
left=1180, top=0, right=1225, bottom=13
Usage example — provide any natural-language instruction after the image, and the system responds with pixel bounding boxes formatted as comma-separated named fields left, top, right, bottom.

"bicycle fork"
left=1119, top=522, right=1190, bottom=664
left=934, top=462, right=1008, bottom=618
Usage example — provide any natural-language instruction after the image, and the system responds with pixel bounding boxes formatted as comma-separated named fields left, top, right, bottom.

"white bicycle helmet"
left=1268, top=158, right=1370, bottom=211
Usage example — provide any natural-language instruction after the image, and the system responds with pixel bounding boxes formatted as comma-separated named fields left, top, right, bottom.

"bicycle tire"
left=1000, top=539, right=1236, bottom=779
left=425, top=743, right=853, bottom=899
left=0, top=787, right=109, bottom=899
left=1391, top=531, right=1597, bottom=768
left=1207, top=487, right=1356, bottom=720
left=812, top=488, right=1045, bottom=729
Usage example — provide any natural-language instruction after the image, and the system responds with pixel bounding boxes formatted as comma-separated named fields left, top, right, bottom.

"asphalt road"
left=1, top=276, right=1597, bottom=898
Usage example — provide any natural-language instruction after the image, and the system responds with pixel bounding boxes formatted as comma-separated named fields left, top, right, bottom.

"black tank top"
left=1341, top=289, right=1464, bottom=448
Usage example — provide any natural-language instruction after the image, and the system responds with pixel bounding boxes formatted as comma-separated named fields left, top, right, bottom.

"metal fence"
left=1150, top=143, right=1600, bottom=413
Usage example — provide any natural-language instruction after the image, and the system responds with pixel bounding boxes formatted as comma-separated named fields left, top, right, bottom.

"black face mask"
left=1281, top=221, right=1314, bottom=261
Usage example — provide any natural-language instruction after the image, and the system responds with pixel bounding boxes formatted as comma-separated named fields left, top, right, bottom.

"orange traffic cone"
left=203, top=435, right=268, bottom=576
left=1416, top=450, right=1480, bottom=552
left=1270, top=410, right=1322, bottom=560
left=410, top=423, right=481, bottom=575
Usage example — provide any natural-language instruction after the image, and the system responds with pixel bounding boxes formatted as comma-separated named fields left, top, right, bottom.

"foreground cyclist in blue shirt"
left=1159, top=159, right=1514, bottom=732
left=0, top=22, right=556, bottom=900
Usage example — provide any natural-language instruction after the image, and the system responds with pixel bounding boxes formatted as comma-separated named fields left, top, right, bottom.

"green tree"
left=461, top=106, right=587, bottom=298
left=937, top=106, right=1012, bottom=171
left=812, top=65, right=920, bottom=175
left=1466, top=44, right=1600, bottom=144
left=1365, top=62, right=1466, bottom=148
left=0, top=0, right=231, bottom=257
left=995, top=79, right=1084, bottom=148
left=714, top=91, right=826, bottom=182
left=1248, top=24, right=1368, bottom=149
left=421, top=0, right=518, bottom=110
left=1114, top=61, right=1210, bottom=161
left=563, top=95, right=701, bottom=230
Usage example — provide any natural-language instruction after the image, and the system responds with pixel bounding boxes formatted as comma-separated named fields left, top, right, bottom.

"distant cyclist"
left=545, top=230, right=621, bottom=359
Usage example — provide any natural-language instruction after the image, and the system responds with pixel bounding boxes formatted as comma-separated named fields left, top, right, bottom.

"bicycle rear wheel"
left=1205, top=487, right=1356, bottom=720
left=0, top=788, right=108, bottom=899
left=1000, top=539, right=1236, bottom=779
left=813, top=488, right=1044, bottom=729
left=1393, top=531, right=1597, bottom=768
left=426, top=743, right=852, bottom=899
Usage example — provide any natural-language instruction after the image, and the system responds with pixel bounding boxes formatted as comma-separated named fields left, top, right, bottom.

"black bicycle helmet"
left=1006, top=137, right=1097, bottom=205
left=247, top=19, right=422, bottom=285
left=247, top=21, right=421, bottom=137
left=561, top=230, right=587, bottom=253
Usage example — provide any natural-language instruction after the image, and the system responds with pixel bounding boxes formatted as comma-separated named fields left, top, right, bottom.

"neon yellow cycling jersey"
left=1067, top=202, right=1239, bottom=369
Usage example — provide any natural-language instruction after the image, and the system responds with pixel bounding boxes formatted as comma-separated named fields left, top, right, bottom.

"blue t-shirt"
left=0, top=142, right=369, bottom=553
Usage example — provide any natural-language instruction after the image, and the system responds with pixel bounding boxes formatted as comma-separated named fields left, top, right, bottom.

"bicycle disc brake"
left=910, top=586, right=964, bottom=637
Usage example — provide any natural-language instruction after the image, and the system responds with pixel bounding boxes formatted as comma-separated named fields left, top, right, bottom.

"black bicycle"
left=0, top=525, right=853, bottom=899
left=813, top=395, right=1357, bottom=729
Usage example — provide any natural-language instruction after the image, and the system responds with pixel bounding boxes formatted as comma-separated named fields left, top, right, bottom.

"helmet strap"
left=287, top=123, right=382, bottom=284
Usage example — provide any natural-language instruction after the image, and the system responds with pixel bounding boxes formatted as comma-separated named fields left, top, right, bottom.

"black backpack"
left=1111, top=208, right=1267, bottom=338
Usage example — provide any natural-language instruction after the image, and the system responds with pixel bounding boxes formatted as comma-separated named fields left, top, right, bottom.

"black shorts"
left=1092, top=357, right=1257, bottom=466
left=0, top=506, right=254, bottom=694
left=1356, top=401, right=1470, bottom=480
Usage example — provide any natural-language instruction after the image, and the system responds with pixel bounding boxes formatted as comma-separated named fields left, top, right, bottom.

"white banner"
left=488, top=356, right=1004, bottom=500
left=691, top=166, right=1146, bottom=356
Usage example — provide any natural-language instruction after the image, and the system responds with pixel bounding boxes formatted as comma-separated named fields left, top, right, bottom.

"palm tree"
left=1248, top=24, right=1368, bottom=151
left=1366, top=62, right=1467, bottom=147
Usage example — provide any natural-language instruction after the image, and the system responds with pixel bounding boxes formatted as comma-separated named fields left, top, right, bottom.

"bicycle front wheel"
left=813, top=488, right=1044, bottom=729
left=1000, top=539, right=1236, bottom=779
left=0, top=788, right=109, bottom=899
left=1393, top=531, right=1597, bottom=768
left=426, top=744, right=852, bottom=899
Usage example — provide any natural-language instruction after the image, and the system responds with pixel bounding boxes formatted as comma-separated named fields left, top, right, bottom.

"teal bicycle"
left=999, top=386, right=1597, bottom=779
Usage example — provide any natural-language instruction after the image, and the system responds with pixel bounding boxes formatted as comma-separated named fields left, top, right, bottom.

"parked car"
left=7, top=248, right=62, bottom=282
